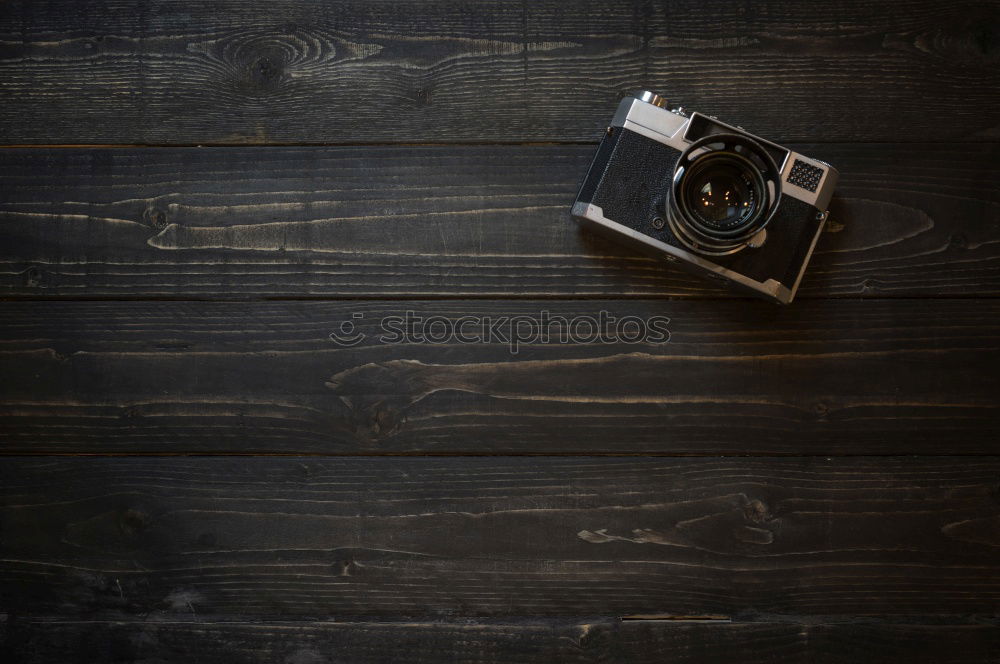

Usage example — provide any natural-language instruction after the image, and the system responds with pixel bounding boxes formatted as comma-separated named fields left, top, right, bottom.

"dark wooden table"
left=1, top=1, right=998, bottom=662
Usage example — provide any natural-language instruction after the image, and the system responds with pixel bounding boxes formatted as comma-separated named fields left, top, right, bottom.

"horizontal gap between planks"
left=4, top=614, right=998, bottom=626
left=2, top=452, right=1000, bottom=459
left=1, top=139, right=999, bottom=149
left=1, top=293, right=999, bottom=304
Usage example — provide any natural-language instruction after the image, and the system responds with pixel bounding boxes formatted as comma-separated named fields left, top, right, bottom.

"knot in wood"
left=219, top=33, right=304, bottom=95
left=742, top=499, right=771, bottom=524
left=246, top=53, right=285, bottom=91
left=23, top=266, right=44, bottom=287
left=143, top=206, right=168, bottom=229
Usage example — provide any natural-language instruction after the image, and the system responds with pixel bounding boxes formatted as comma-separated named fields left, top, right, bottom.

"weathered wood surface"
left=1, top=143, right=997, bottom=298
left=2, top=0, right=999, bottom=659
left=2, top=299, right=997, bottom=455
left=1, top=618, right=997, bottom=664
left=1, top=457, right=998, bottom=617
left=0, top=0, right=997, bottom=145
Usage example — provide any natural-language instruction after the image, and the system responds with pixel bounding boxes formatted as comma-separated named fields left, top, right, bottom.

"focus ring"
left=666, top=134, right=782, bottom=256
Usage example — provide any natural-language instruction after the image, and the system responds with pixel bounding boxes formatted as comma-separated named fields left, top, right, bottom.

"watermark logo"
left=330, top=310, right=670, bottom=354
left=330, top=313, right=366, bottom=347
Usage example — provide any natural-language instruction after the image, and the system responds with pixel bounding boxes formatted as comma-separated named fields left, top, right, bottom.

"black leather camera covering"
left=577, top=128, right=822, bottom=289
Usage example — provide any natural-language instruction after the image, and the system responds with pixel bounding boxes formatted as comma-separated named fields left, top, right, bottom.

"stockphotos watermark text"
left=330, top=310, right=670, bottom=354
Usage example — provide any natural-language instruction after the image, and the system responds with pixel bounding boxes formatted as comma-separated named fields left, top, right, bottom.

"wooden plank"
left=0, top=0, right=996, bottom=144
left=1, top=143, right=997, bottom=298
left=2, top=299, right=998, bottom=455
left=1, top=618, right=997, bottom=664
left=1, top=457, right=998, bottom=617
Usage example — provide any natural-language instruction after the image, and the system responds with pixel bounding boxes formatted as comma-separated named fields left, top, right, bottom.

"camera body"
left=572, top=91, right=838, bottom=304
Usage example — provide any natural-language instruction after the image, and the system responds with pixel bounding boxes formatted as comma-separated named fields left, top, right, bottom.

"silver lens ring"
left=666, top=134, right=782, bottom=256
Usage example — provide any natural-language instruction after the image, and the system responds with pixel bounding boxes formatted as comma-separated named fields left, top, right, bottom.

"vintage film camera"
left=572, top=91, right=838, bottom=303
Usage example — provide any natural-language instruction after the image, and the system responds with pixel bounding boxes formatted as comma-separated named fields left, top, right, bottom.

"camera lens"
left=685, top=156, right=757, bottom=229
left=666, top=134, right=781, bottom=256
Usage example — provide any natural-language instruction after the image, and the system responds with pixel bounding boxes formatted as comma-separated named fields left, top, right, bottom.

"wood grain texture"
left=1, top=143, right=997, bottom=298
left=1, top=457, right=999, bottom=617
left=1, top=618, right=997, bottom=664
left=2, top=299, right=998, bottom=455
left=0, top=0, right=997, bottom=144
left=2, top=1, right=998, bottom=660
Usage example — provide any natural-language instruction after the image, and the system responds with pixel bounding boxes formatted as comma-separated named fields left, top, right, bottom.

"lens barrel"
left=667, top=134, right=781, bottom=256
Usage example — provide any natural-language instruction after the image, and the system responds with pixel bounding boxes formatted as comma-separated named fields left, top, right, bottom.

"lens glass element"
left=686, top=160, right=756, bottom=229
